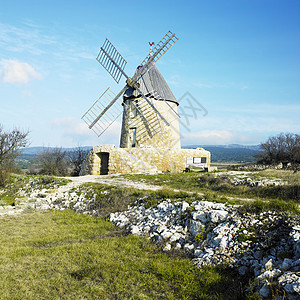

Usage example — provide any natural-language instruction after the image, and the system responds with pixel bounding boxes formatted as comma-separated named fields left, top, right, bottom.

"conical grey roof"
left=123, top=62, right=178, bottom=105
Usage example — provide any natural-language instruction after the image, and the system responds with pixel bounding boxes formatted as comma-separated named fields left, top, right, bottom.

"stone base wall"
left=80, top=144, right=211, bottom=175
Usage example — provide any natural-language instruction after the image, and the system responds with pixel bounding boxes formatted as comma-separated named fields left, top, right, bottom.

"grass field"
left=122, top=170, right=299, bottom=214
left=0, top=210, right=251, bottom=299
left=0, top=171, right=298, bottom=298
left=1, top=171, right=299, bottom=215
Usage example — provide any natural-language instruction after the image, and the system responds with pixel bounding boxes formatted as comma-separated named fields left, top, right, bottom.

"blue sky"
left=0, top=0, right=299, bottom=147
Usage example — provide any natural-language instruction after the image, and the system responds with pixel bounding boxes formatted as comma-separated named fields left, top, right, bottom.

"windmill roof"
left=123, top=62, right=178, bottom=105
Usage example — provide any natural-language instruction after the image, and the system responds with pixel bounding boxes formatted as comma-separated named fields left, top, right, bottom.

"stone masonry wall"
left=80, top=145, right=211, bottom=175
left=120, top=99, right=181, bottom=149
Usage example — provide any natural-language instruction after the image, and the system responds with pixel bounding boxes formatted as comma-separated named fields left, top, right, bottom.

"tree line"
left=0, top=125, right=29, bottom=186
left=256, top=133, right=300, bottom=171
left=0, top=123, right=299, bottom=187
left=0, top=124, right=89, bottom=186
left=35, top=146, right=89, bottom=177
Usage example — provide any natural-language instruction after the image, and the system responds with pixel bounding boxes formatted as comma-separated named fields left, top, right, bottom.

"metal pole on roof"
left=149, top=42, right=154, bottom=56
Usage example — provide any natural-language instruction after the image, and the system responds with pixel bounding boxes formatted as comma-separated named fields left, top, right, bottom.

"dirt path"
left=0, top=173, right=281, bottom=218
left=63, top=175, right=163, bottom=191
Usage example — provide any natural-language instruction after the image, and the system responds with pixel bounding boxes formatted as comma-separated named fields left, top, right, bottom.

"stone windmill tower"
left=81, top=31, right=211, bottom=175
left=120, top=61, right=181, bottom=149
left=82, top=31, right=180, bottom=149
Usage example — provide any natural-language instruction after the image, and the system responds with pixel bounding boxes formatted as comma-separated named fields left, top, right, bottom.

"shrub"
left=256, top=132, right=300, bottom=170
left=37, top=147, right=69, bottom=176
left=0, top=125, right=29, bottom=186
left=194, top=230, right=208, bottom=243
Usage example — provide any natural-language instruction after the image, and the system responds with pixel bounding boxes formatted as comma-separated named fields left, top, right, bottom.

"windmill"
left=82, top=30, right=181, bottom=149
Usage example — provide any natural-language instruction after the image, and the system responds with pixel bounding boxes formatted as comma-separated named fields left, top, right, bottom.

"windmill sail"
left=82, top=30, right=179, bottom=144
left=132, top=30, right=179, bottom=81
left=96, top=39, right=127, bottom=83
left=82, top=88, right=123, bottom=137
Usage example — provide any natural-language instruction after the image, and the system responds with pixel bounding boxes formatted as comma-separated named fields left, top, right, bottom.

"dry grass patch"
left=0, top=210, right=250, bottom=299
left=257, top=169, right=300, bottom=185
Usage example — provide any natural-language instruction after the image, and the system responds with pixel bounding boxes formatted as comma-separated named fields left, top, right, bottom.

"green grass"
left=0, top=210, right=250, bottom=299
left=256, top=169, right=300, bottom=185
left=122, top=172, right=299, bottom=213
left=123, top=172, right=200, bottom=188
left=73, top=183, right=204, bottom=217
left=0, top=174, right=70, bottom=205
left=238, top=198, right=298, bottom=214
left=196, top=174, right=299, bottom=203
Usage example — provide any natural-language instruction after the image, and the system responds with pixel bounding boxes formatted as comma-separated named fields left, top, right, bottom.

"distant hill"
left=21, top=146, right=92, bottom=155
left=19, top=145, right=260, bottom=166
left=182, top=145, right=261, bottom=163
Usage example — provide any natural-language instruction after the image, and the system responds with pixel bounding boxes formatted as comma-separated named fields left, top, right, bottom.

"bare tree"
left=38, top=147, right=69, bottom=176
left=257, top=133, right=300, bottom=170
left=0, top=125, right=29, bottom=186
left=68, top=146, right=90, bottom=176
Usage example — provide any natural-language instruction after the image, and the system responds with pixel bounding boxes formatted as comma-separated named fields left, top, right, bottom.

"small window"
left=201, top=157, right=207, bottom=163
left=130, top=102, right=137, bottom=118
left=129, top=127, right=136, bottom=147
left=193, top=157, right=201, bottom=164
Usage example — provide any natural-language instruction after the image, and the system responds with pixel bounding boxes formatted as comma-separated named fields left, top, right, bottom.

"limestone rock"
left=208, top=210, right=228, bottom=223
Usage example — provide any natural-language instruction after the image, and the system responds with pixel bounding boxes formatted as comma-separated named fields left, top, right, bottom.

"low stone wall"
left=80, top=145, right=211, bottom=175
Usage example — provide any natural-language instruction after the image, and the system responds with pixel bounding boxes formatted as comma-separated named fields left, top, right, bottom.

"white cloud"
left=52, top=117, right=90, bottom=135
left=0, top=22, right=98, bottom=64
left=0, top=59, right=42, bottom=84
left=181, top=130, right=235, bottom=145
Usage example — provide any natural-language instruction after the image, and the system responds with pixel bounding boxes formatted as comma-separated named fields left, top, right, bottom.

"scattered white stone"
left=278, top=272, right=300, bottom=295
left=169, top=232, right=182, bottom=242
left=175, top=243, right=181, bottom=250
left=194, top=249, right=203, bottom=258
left=192, top=211, right=207, bottom=223
left=258, top=269, right=281, bottom=280
left=209, top=210, right=228, bottom=223
left=163, top=243, right=171, bottom=251
left=161, top=229, right=173, bottom=240
left=264, top=258, right=273, bottom=271
left=181, top=201, right=189, bottom=212
left=183, top=243, right=194, bottom=251
left=131, top=225, right=140, bottom=235
left=188, top=220, right=205, bottom=236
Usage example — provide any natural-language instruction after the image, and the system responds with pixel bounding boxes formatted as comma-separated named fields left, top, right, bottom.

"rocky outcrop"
left=1, top=176, right=299, bottom=298
left=214, top=171, right=288, bottom=187
left=110, top=200, right=300, bottom=299
left=227, top=163, right=293, bottom=172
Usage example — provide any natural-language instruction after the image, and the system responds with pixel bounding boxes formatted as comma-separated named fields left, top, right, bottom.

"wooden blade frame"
left=83, top=30, right=178, bottom=139
left=133, top=30, right=179, bottom=81
left=96, top=39, right=127, bottom=83
left=82, top=88, right=124, bottom=137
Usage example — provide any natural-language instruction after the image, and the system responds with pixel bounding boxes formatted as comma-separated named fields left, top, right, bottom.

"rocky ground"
left=0, top=173, right=299, bottom=299
left=110, top=201, right=300, bottom=299
left=215, top=171, right=288, bottom=187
